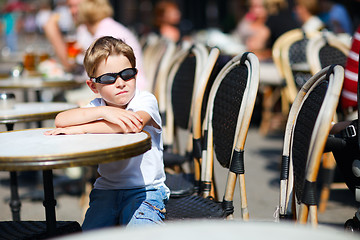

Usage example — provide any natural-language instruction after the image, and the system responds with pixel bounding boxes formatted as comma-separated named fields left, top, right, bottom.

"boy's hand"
left=101, top=106, right=143, bottom=132
left=44, top=126, right=85, bottom=135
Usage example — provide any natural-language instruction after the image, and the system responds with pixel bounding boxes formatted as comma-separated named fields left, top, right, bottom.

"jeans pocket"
left=134, top=201, right=165, bottom=224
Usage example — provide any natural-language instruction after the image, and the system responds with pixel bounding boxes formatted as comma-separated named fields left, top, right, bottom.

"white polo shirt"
left=86, top=90, right=166, bottom=190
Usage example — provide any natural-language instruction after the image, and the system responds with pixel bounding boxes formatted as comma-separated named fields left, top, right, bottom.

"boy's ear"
left=86, top=79, right=99, bottom=94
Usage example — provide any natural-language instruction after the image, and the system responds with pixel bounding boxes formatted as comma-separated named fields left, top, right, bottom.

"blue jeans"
left=82, top=185, right=168, bottom=231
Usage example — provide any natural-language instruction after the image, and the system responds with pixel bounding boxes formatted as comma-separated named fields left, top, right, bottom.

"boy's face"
left=86, top=54, right=136, bottom=109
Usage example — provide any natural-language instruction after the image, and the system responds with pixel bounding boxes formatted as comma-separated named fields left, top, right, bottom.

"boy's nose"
left=115, top=76, right=126, bottom=87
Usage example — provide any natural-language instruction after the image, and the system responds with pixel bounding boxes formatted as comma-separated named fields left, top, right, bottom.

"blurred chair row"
left=141, top=31, right=353, bottom=229
left=142, top=34, right=260, bottom=220
left=261, top=29, right=349, bottom=135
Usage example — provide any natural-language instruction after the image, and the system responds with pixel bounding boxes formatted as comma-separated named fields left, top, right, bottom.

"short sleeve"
left=127, top=91, right=162, bottom=128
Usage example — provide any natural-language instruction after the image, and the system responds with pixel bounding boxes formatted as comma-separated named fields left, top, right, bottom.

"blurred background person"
left=1, top=0, right=24, bottom=52
left=153, top=0, right=182, bottom=42
left=293, top=0, right=325, bottom=33
left=233, top=0, right=271, bottom=61
left=35, top=0, right=52, bottom=33
left=265, top=0, right=299, bottom=49
left=53, top=0, right=75, bottom=35
left=319, top=0, right=353, bottom=35
left=43, top=0, right=93, bottom=73
left=77, top=0, right=147, bottom=91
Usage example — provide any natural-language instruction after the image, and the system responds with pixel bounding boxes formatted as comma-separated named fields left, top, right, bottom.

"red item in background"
left=341, top=25, right=360, bottom=110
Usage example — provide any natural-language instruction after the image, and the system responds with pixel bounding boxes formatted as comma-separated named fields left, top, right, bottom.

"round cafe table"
left=0, top=128, right=151, bottom=237
left=0, top=102, right=78, bottom=223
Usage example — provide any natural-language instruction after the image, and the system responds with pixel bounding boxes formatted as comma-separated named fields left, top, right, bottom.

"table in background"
left=0, top=76, right=83, bottom=102
left=0, top=128, right=151, bottom=238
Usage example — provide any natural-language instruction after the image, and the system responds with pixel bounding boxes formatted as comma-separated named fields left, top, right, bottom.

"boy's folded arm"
left=75, top=120, right=141, bottom=134
left=55, top=107, right=105, bottom=128
left=54, top=107, right=156, bottom=134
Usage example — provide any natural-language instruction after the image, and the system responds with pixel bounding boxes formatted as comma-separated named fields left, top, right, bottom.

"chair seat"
left=0, top=221, right=81, bottom=240
left=163, top=151, right=189, bottom=167
left=165, top=173, right=196, bottom=197
left=165, top=195, right=224, bottom=220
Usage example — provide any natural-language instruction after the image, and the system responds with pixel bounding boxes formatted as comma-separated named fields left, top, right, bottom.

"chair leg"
left=223, top=172, right=237, bottom=219
left=299, top=204, right=318, bottom=226
left=259, top=86, right=275, bottom=135
left=259, top=85, right=285, bottom=136
left=239, top=174, right=249, bottom=220
left=319, top=152, right=336, bottom=213
left=309, top=205, right=318, bottom=227
left=280, top=88, right=290, bottom=117
left=298, top=203, right=309, bottom=224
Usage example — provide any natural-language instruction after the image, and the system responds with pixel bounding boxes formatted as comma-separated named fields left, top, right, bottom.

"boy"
left=45, top=36, right=168, bottom=230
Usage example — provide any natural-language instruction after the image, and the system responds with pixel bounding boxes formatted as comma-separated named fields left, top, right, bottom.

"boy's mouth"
left=116, top=90, right=127, bottom=95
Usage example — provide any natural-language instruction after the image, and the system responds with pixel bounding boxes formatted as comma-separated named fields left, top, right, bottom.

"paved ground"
left=0, top=124, right=358, bottom=231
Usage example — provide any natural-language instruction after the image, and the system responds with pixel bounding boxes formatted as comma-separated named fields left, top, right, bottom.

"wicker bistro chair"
left=142, top=35, right=176, bottom=93
left=306, top=31, right=350, bottom=213
left=259, top=29, right=298, bottom=135
left=307, top=31, right=349, bottom=75
left=278, top=65, right=344, bottom=226
left=259, top=29, right=319, bottom=135
left=162, top=43, right=220, bottom=197
left=281, top=29, right=320, bottom=105
left=165, top=52, right=260, bottom=221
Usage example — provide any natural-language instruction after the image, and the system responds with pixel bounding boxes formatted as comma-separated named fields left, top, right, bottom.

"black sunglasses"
left=90, top=68, right=138, bottom=84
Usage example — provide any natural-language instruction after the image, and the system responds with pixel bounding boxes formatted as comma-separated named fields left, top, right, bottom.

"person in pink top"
left=341, top=25, right=360, bottom=120
left=77, top=0, right=147, bottom=91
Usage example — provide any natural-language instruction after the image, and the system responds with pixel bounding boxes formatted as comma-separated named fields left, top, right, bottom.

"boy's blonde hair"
left=84, top=36, right=136, bottom=78
left=78, top=0, right=113, bottom=25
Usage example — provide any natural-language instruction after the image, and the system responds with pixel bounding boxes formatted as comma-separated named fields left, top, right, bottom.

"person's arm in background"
left=43, top=13, right=73, bottom=72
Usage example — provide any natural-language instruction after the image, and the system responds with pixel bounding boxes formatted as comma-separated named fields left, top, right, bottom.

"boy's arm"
left=136, top=110, right=160, bottom=129
left=45, top=107, right=147, bottom=135
left=55, top=106, right=143, bottom=130
left=45, top=110, right=157, bottom=135
left=45, top=119, right=139, bottom=135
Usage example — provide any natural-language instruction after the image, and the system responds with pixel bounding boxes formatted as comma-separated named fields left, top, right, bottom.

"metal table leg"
left=6, top=123, right=22, bottom=221
left=42, top=170, right=57, bottom=236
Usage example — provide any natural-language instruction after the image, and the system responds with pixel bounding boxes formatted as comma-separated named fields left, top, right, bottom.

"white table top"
left=0, top=128, right=151, bottom=171
left=0, top=76, right=83, bottom=89
left=0, top=102, right=78, bottom=124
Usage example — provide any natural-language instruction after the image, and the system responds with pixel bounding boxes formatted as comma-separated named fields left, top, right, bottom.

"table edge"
left=0, top=130, right=152, bottom=171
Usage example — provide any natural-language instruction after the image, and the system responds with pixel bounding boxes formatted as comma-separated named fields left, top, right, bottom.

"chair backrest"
left=272, top=29, right=298, bottom=81
left=307, top=31, right=350, bottom=75
left=200, top=52, right=260, bottom=198
left=142, top=35, right=176, bottom=92
left=162, top=42, right=219, bottom=152
left=279, top=65, right=344, bottom=223
left=280, top=29, right=320, bottom=103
